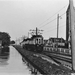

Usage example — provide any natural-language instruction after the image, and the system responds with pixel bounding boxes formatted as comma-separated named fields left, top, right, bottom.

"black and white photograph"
left=0, top=0, right=75, bottom=75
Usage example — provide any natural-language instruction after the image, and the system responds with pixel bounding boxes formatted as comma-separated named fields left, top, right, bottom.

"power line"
left=44, top=24, right=66, bottom=34
left=39, top=18, right=57, bottom=28
left=60, top=12, right=66, bottom=16
left=43, top=21, right=66, bottom=32
left=39, top=12, right=66, bottom=29
left=38, top=4, right=68, bottom=28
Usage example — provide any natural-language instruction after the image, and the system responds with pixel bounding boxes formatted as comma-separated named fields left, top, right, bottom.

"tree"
left=0, top=32, right=11, bottom=46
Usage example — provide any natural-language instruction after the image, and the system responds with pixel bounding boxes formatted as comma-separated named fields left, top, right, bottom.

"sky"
left=0, top=0, right=75, bottom=40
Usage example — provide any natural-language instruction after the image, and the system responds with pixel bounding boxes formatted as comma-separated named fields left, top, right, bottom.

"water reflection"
left=0, top=61, right=8, bottom=67
left=0, top=46, right=31, bottom=75
left=0, top=46, right=9, bottom=66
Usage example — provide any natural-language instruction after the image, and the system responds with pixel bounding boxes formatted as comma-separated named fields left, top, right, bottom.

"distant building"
left=43, top=39, right=48, bottom=45
left=45, top=37, right=66, bottom=48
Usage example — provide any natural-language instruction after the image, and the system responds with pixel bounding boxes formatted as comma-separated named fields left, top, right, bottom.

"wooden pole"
left=57, top=14, right=59, bottom=38
left=69, top=0, right=75, bottom=71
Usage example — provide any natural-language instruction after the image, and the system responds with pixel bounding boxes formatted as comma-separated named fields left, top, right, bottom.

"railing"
left=43, top=46, right=71, bottom=55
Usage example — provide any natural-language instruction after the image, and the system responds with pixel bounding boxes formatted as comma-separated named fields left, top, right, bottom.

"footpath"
left=13, top=45, right=73, bottom=75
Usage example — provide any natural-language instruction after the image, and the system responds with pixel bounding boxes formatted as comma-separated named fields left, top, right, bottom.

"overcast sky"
left=0, top=0, right=75, bottom=40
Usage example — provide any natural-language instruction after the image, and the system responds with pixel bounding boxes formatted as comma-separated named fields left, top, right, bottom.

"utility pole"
left=56, top=14, right=59, bottom=48
left=57, top=14, right=62, bottom=48
left=69, top=0, right=75, bottom=71
left=57, top=14, right=59, bottom=38
left=57, top=14, right=62, bottom=38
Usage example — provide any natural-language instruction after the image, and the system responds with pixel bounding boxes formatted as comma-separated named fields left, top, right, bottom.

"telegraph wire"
left=46, top=25, right=65, bottom=32
left=60, top=12, right=66, bottom=17
left=39, top=18, right=57, bottom=29
left=39, top=12, right=66, bottom=29
left=43, top=21, right=66, bottom=33
left=44, top=24, right=66, bottom=34
left=38, top=4, right=68, bottom=28
left=43, top=20, right=66, bottom=32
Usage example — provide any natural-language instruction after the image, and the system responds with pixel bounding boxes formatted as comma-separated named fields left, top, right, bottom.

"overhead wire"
left=44, top=24, right=66, bottom=34
left=43, top=20, right=66, bottom=33
left=38, top=4, right=68, bottom=28
left=39, top=12, right=66, bottom=29
left=39, top=18, right=57, bottom=29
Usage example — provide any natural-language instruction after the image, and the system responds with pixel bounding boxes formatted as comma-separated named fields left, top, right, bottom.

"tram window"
left=36, top=39, right=38, bottom=44
left=39, top=39, right=41, bottom=44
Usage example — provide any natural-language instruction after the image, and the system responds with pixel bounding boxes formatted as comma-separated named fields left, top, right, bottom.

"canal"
left=0, top=46, right=31, bottom=75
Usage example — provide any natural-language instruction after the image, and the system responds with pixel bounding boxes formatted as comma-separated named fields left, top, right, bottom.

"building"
left=45, top=37, right=66, bottom=48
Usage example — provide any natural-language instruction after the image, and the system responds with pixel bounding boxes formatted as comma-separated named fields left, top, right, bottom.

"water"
left=0, top=46, right=31, bottom=75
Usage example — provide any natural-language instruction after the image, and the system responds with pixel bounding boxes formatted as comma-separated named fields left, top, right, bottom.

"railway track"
left=33, top=52, right=72, bottom=70
left=24, top=50, right=72, bottom=64
left=40, top=52, right=72, bottom=69
left=43, top=51, right=71, bottom=56
left=21, top=47, right=72, bottom=69
left=42, top=52, right=72, bottom=63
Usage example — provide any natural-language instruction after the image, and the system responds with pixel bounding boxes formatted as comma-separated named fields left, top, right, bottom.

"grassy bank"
left=13, top=45, right=73, bottom=75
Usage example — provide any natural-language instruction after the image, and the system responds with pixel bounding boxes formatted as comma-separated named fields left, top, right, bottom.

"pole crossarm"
left=29, top=27, right=43, bottom=36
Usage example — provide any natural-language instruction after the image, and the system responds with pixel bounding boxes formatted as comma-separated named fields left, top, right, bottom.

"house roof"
left=49, top=37, right=65, bottom=42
